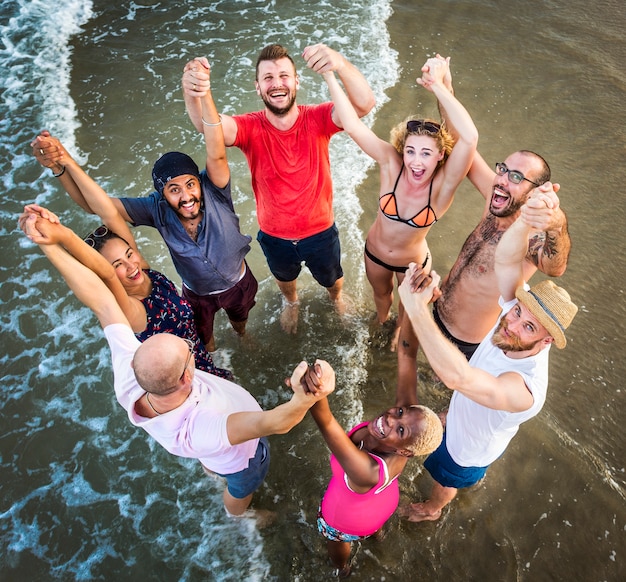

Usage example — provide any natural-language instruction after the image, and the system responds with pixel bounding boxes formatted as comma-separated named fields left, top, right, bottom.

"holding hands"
left=398, top=265, right=442, bottom=319
left=286, top=359, right=336, bottom=402
left=302, top=43, right=345, bottom=74
left=182, top=57, right=212, bottom=97
left=417, top=54, right=451, bottom=91
left=521, top=182, right=564, bottom=231
left=19, top=204, right=64, bottom=244
left=31, top=131, right=69, bottom=175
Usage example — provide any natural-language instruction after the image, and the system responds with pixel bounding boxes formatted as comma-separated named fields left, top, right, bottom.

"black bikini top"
left=379, top=166, right=438, bottom=228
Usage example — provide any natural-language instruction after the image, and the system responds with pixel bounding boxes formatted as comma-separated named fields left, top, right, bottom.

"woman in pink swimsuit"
left=303, top=364, right=443, bottom=577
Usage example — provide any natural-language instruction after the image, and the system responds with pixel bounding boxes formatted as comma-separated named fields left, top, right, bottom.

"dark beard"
left=262, top=93, right=297, bottom=116
left=175, top=197, right=202, bottom=220
left=488, top=186, right=531, bottom=218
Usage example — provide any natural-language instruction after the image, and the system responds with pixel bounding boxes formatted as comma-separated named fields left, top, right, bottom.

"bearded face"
left=491, top=315, right=542, bottom=352
left=488, top=183, right=530, bottom=218
left=256, top=57, right=299, bottom=117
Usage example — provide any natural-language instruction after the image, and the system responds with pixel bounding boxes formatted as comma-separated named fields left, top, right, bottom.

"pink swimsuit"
left=319, top=422, right=400, bottom=537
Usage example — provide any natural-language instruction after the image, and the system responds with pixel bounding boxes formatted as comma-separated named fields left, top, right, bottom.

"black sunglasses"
left=179, top=338, right=195, bottom=380
left=407, top=120, right=441, bottom=134
left=84, top=225, right=110, bottom=248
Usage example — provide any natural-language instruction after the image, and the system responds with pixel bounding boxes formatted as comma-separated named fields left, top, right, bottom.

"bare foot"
left=336, top=564, right=351, bottom=578
left=398, top=502, right=442, bottom=522
left=250, top=508, right=277, bottom=529
left=280, top=300, right=299, bottom=334
left=390, top=324, right=401, bottom=352
left=332, top=293, right=347, bottom=318
left=227, top=508, right=277, bottom=529
left=333, top=292, right=355, bottom=321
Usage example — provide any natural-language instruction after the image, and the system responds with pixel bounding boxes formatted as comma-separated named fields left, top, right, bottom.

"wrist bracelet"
left=52, top=165, right=66, bottom=178
left=201, top=114, right=222, bottom=127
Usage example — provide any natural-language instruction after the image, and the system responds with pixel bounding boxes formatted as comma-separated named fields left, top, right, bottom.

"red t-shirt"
left=233, top=103, right=341, bottom=239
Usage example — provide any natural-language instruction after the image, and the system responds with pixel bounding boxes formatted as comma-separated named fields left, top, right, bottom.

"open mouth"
left=375, top=415, right=386, bottom=437
left=491, top=187, right=510, bottom=207
left=179, top=199, right=197, bottom=211
left=269, top=88, right=288, bottom=98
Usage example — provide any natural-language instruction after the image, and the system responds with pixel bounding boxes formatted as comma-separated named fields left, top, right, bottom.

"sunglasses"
left=84, top=225, right=110, bottom=248
left=179, top=338, right=195, bottom=380
left=495, top=162, right=539, bottom=187
left=407, top=120, right=441, bottom=134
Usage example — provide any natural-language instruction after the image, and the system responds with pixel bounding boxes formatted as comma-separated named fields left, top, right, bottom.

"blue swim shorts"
left=217, top=437, right=270, bottom=499
left=317, top=507, right=364, bottom=543
left=257, top=224, right=343, bottom=287
left=424, top=432, right=489, bottom=489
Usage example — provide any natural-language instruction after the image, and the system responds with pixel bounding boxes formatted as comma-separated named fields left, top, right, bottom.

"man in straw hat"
left=396, top=189, right=577, bottom=522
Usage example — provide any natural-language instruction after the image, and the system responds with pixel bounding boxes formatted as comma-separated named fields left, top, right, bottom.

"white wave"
left=0, top=0, right=93, bottom=160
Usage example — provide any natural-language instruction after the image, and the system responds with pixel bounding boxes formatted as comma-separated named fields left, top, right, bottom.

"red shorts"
left=182, top=263, right=258, bottom=344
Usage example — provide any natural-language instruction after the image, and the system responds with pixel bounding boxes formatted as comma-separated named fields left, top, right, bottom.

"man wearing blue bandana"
left=116, top=70, right=257, bottom=352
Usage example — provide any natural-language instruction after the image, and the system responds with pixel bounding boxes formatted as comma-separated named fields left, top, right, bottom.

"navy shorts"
left=217, top=437, right=270, bottom=499
left=183, top=263, right=258, bottom=344
left=257, top=224, right=343, bottom=287
left=424, top=432, right=489, bottom=489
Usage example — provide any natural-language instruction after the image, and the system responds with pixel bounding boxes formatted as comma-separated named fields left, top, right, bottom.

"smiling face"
left=403, top=135, right=444, bottom=183
left=99, top=238, right=145, bottom=291
left=367, top=406, right=428, bottom=455
left=162, top=174, right=202, bottom=220
left=489, top=152, right=542, bottom=217
left=255, top=57, right=299, bottom=116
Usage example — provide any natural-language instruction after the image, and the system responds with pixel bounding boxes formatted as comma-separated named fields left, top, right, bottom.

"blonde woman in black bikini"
left=321, top=55, right=478, bottom=349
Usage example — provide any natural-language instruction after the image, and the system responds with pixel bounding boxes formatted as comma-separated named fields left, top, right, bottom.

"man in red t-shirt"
left=184, top=44, right=375, bottom=333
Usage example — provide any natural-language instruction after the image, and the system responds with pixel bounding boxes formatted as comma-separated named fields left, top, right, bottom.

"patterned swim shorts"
left=317, top=507, right=365, bottom=543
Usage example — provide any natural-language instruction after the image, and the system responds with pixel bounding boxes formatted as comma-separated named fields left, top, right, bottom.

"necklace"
left=145, top=393, right=162, bottom=416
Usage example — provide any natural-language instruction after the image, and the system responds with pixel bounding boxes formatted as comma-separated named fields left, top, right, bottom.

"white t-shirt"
left=446, top=298, right=550, bottom=467
left=104, top=323, right=261, bottom=474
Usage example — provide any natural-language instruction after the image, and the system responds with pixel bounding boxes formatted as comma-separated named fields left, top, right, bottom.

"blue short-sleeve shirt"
left=120, top=172, right=251, bottom=295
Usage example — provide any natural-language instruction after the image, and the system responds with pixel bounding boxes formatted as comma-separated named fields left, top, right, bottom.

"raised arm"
left=32, top=131, right=93, bottom=213
left=428, top=59, right=493, bottom=201
left=31, top=132, right=142, bottom=259
left=183, top=59, right=239, bottom=147
left=419, top=56, right=478, bottom=201
left=303, top=43, right=375, bottom=122
left=182, top=58, right=230, bottom=187
left=399, top=268, right=534, bottom=413
left=20, top=213, right=129, bottom=329
left=20, top=207, right=148, bottom=332
left=322, top=70, right=395, bottom=164
left=225, top=360, right=336, bottom=445
left=494, top=214, right=533, bottom=303
left=524, top=188, right=570, bottom=277
left=309, top=396, right=381, bottom=492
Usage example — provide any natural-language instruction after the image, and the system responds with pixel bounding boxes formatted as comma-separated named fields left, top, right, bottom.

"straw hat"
left=515, top=280, right=578, bottom=349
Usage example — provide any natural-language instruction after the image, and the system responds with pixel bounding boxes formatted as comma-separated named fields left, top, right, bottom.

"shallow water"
left=1, top=0, right=624, bottom=580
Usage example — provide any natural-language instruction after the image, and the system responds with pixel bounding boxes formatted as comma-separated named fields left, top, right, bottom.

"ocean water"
left=1, top=0, right=625, bottom=580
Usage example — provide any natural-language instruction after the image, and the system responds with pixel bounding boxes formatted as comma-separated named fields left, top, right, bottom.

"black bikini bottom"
left=364, top=244, right=429, bottom=273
